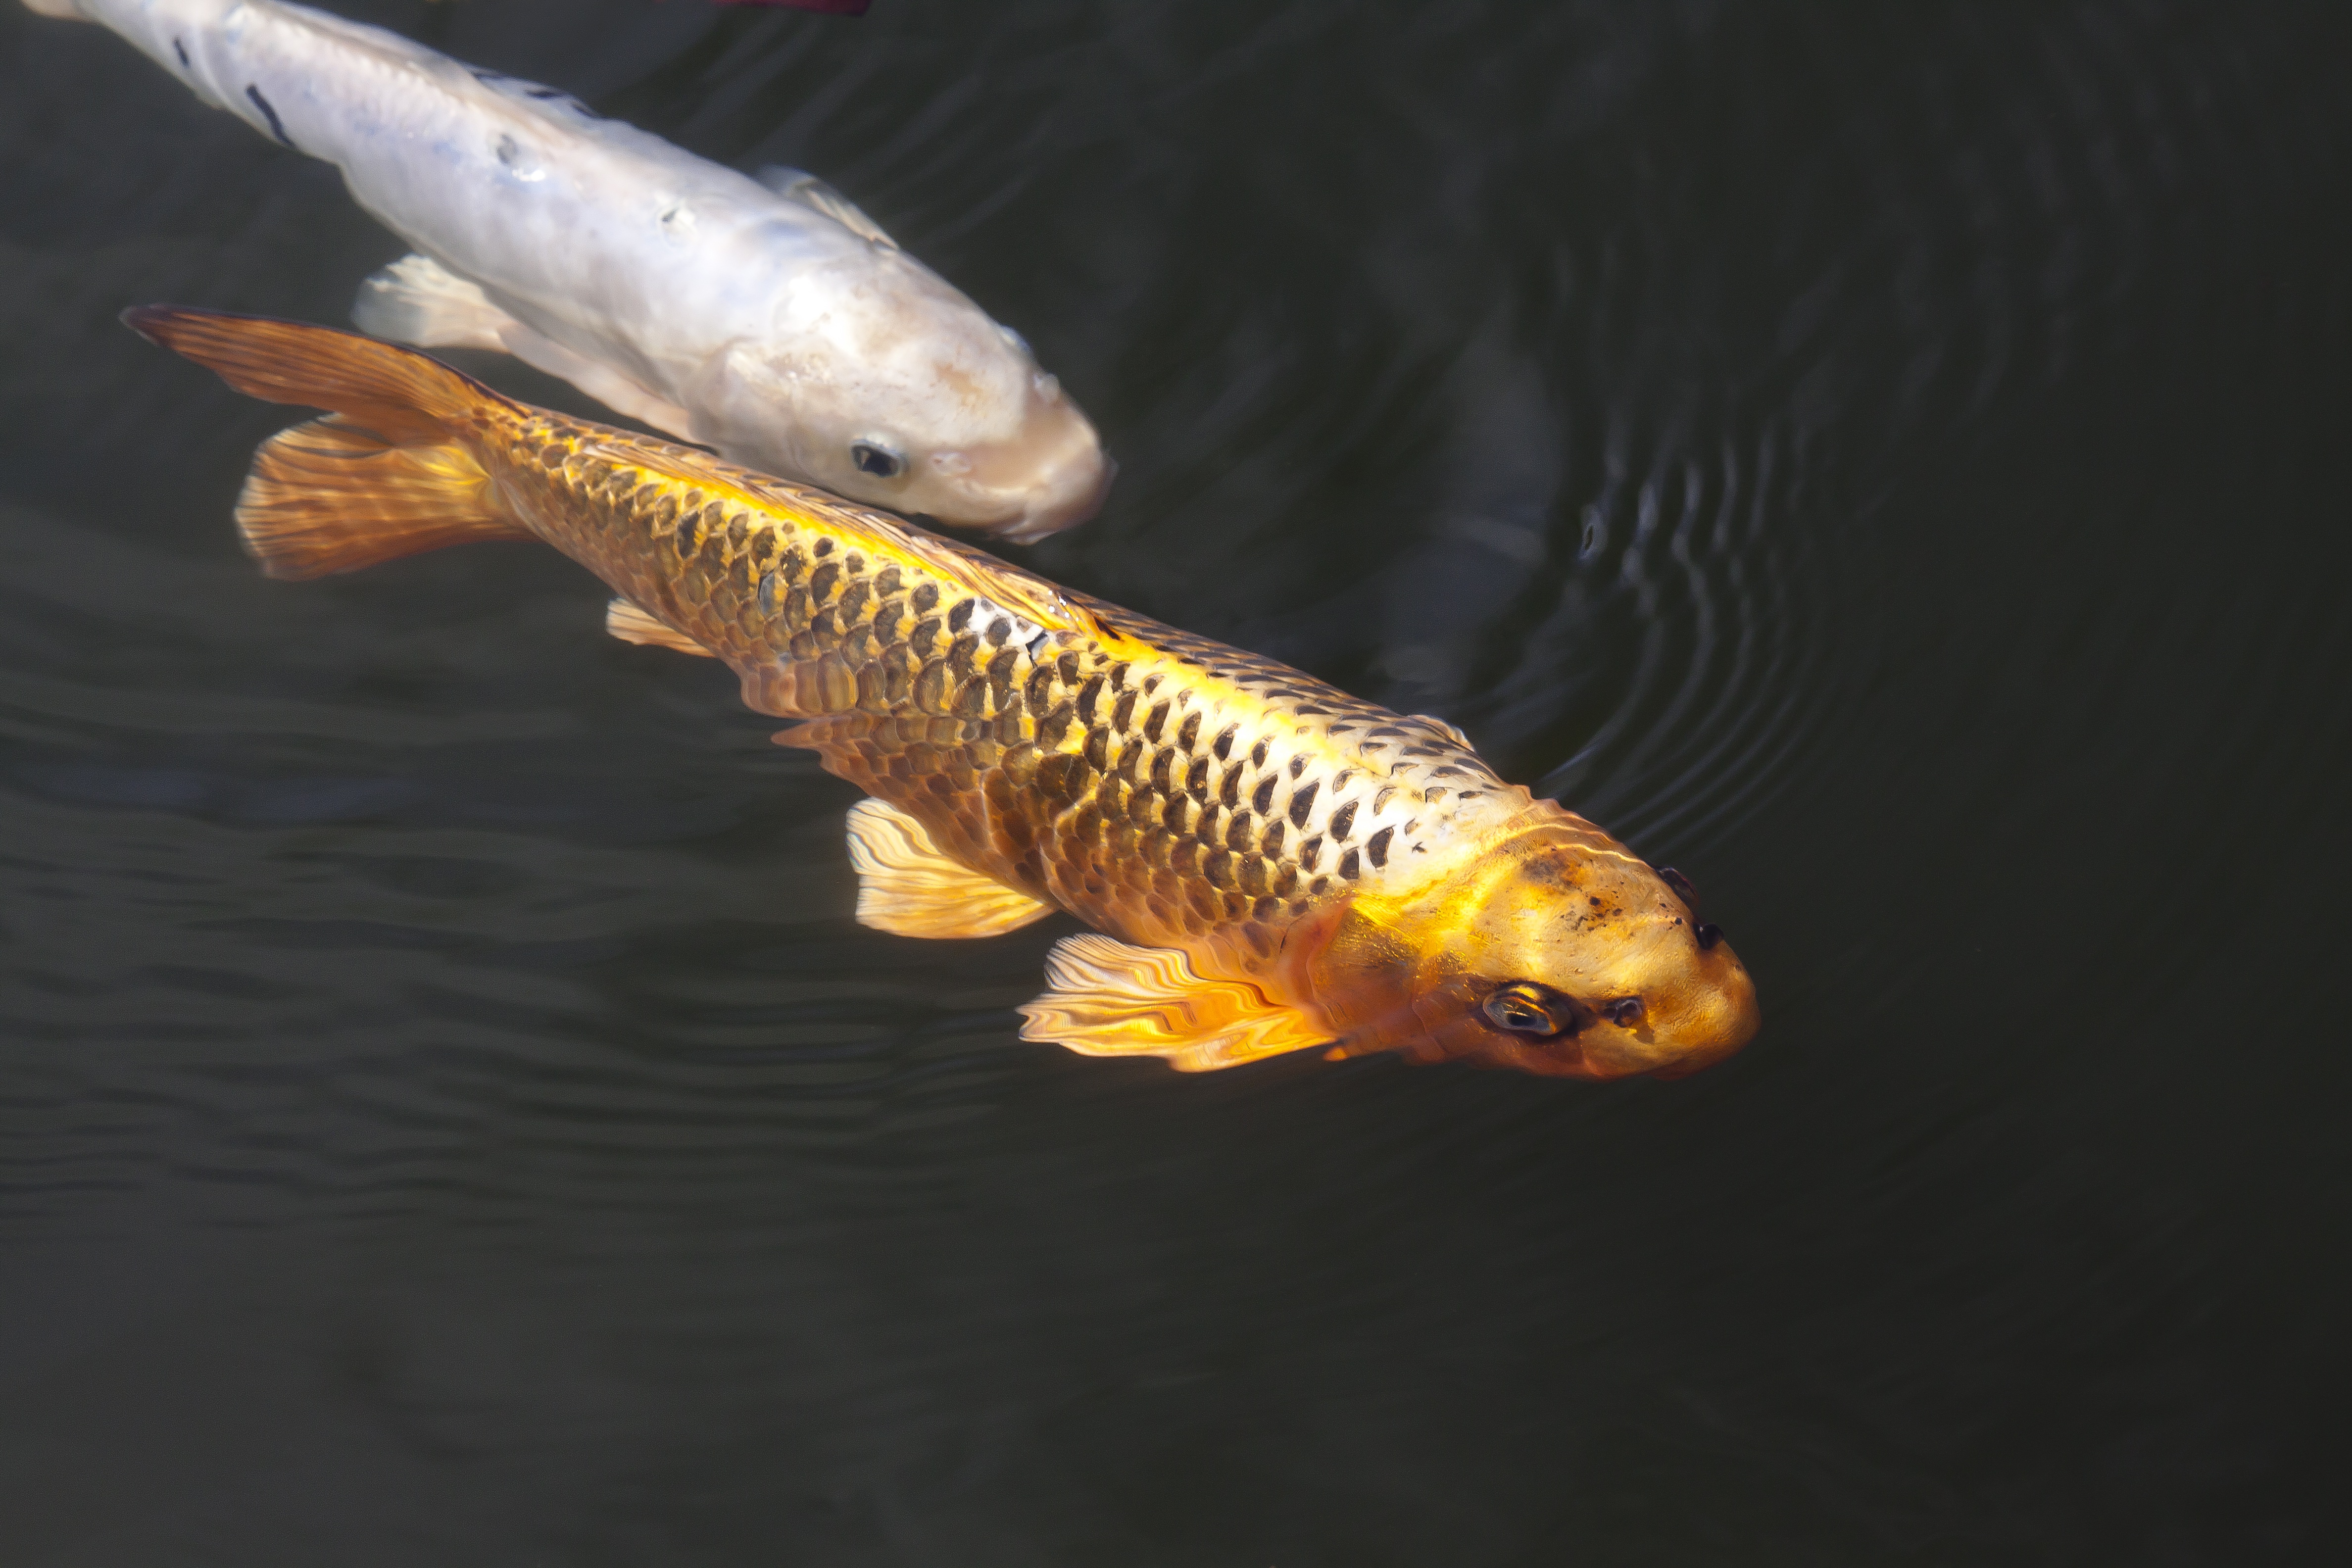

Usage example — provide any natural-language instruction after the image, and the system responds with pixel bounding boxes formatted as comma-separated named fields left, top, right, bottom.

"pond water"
left=1, top=1, right=2345, bottom=1563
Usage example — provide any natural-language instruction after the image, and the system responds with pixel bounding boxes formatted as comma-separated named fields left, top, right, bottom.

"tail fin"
left=125, top=304, right=497, bottom=445
left=124, top=305, right=530, bottom=580
left=21, top=2, right=89, bottom=21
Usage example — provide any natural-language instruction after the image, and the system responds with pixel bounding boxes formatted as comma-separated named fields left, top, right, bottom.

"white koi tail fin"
left=123, top=305, right=531, bottom=579
left=21, top=2, right=89, bottom=21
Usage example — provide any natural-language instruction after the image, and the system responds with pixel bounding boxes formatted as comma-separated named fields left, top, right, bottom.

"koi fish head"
left=1310, top=801, right=1759, bottom=1079
left=703, top=250, right=1112, bottom=539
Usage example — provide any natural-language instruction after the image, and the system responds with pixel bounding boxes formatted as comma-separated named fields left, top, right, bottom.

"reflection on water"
left=2, top=1, right=2347, bottom=1561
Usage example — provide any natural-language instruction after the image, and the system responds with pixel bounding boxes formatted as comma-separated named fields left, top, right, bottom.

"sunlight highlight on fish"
left=126, top=305, right=1758, bottom=1079
left=25, top=0, right=1110, bottom=538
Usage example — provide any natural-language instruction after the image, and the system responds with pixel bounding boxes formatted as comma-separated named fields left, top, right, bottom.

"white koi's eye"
left=997, top=323, right=1032, bottom=358
left=850, top=440, right=906, bottom=480
left=1482, top=981, right=1579, bottom=1038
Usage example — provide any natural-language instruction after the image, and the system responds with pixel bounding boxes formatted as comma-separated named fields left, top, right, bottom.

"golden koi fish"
left=128, top=305, right=1761, bottom=1078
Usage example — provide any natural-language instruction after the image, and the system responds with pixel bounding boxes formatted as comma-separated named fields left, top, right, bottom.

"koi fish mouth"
left=933, top=377, right=1115, bottom=541
left=991, top=452, right=1117, bottom=543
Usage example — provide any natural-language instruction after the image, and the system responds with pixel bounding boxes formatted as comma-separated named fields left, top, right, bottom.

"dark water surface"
left=4, top=1, right=2349, bottom=1562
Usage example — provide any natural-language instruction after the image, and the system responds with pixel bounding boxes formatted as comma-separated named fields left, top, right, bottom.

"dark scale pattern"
left=477, top=413, right=1519, bottom=958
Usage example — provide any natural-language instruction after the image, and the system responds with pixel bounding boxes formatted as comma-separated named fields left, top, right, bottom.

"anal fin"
left=1016, top=934, right=1334, bottom=1072
left=605, top=597, right=716, bottom=656
left=845, top=799, right=1052, bottom=939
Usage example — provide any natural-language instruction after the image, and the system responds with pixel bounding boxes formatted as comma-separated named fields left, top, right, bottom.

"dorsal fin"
left=1411, top=714, right=1474, bottom=749
left=753, top=166, right=900, bottom=249
left=1016, top=934, right=1334, bottom=1072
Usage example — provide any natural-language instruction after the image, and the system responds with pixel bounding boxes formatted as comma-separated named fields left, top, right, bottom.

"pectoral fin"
left=605, top=597, right=716, bottom=656
left=844, top=799, right=1052, bottom=939
left=353, top=254, right=514, bottom=352
left=1017, top=934, right=1334, bottom=1072
left=354, top=254, right=698, bottom=441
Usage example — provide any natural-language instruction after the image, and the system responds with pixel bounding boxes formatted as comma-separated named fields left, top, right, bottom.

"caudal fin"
left=124, top=305, right=530, bottom=580
left=21, top=2, right=90, bottom=21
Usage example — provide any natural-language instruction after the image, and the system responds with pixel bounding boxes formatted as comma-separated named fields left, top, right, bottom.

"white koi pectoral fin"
left=1016, top=935, right=1335, bottom=1073
left=353, top=254, right=699, bottom=442
left=844, top=799, right=1053, bottom=939
left=604, top=598, right=717, bottom=656
left=753, top=166, right=901, bottom=249
left=353, top=255, right=514, bottom=352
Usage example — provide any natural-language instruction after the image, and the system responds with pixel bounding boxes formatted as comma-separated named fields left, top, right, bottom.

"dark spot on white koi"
left=245, top=85, right=295, bottom=150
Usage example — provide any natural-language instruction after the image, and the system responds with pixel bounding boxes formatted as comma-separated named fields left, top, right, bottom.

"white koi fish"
left=24, top=0, right=1113, bottom=539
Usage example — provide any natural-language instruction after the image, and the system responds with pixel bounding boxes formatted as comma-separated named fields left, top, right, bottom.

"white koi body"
left=26, top=0, right=1112, bottom=537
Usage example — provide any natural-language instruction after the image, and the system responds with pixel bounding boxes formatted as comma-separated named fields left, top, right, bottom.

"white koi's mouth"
left=992, top=452, right=1117, bottom=543
left=927, top=381, right=1113, bottom=539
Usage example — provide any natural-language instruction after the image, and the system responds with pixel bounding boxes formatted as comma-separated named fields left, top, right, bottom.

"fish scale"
left=471, top=405, right=1526, bottom=960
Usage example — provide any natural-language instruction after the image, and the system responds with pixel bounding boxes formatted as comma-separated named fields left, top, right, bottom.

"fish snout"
left=931, top=378, right=1113, bottom=540
left=996, top=450, right=1116, bottom=543
left=1590, top=928, right=1761, bottom=1079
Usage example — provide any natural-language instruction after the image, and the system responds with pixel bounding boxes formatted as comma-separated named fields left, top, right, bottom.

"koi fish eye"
left=1482, top=981, right=1577, bottom=1038
left=850, top=440, right=906, bottom=479
left=1659, top=866, right=1699, bottom=905
left=1602, top=997, right=1644, bottom=1029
